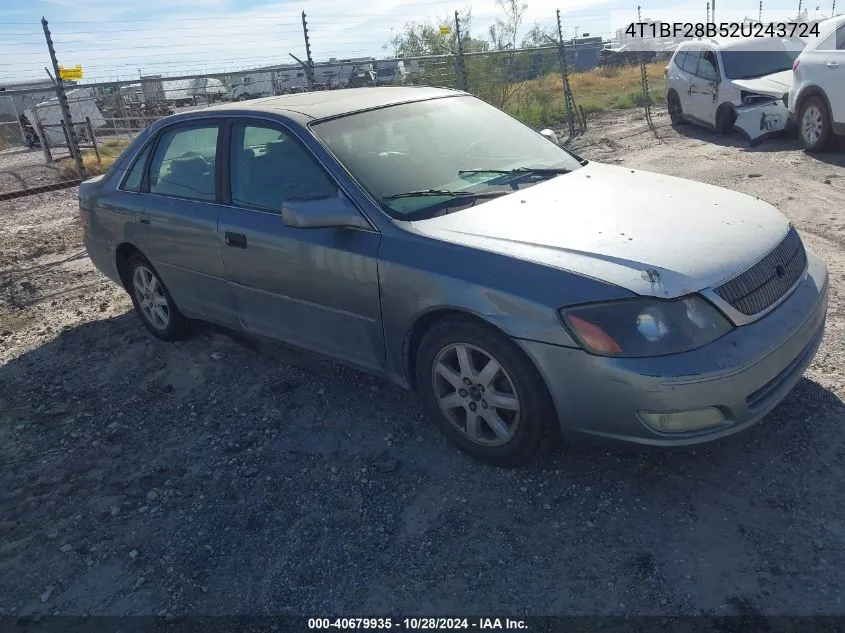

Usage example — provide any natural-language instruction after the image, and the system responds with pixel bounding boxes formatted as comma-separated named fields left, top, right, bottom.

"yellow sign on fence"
left=58, top=65, right=83, bottom=80
left=439, top=25, right=452, bottom=35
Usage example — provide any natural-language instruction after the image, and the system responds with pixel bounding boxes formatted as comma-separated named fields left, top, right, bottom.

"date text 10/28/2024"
left=625, top=21, right=820, bottom=39
left=308, top=618, right=528, bottom=630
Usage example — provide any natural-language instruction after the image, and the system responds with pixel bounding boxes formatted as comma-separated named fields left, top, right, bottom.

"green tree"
left=521, top=23, right=558, bottom=48
left=488, top=0, right=527, bottom=50
left=384, top=8, right=487, bottom=57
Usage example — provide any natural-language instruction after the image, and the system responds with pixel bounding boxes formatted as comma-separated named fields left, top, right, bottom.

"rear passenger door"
left=129, top=120, right=238, bottom=327
left=218, top=119, right=384, bottom=371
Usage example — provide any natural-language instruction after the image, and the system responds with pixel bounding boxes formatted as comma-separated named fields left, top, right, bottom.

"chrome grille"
left=714, top=226, right=807, bottom=316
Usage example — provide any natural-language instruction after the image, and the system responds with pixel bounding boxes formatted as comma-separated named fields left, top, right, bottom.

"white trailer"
left=25, top=87, right=106, bottom=148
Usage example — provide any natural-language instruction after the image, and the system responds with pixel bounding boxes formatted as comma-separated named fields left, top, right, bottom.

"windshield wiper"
left=458, top=167, right=572, bottom=178
left=383, top=189, right=506, bottom=201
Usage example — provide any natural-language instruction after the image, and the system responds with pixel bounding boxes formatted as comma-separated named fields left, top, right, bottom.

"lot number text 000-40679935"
left=625, top=21, right=820, bottom=39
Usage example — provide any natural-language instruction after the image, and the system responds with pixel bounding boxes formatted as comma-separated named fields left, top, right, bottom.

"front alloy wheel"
left=432, top=343, right=521, bottom=447
left=415, top=317, right=555, bottom=467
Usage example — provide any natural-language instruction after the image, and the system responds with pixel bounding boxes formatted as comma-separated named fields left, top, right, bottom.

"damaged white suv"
left=666, top=37, right=802, bottom=145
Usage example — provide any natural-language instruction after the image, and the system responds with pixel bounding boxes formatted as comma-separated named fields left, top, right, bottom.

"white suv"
left=788, top=15, right=845, bottom=152
left=665, top=38, right=800, bottom=143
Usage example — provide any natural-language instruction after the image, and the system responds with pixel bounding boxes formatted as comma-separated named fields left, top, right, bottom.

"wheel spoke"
left=454, top=345, right=474, bottom=378
left=481, top=409, right=511, bottom=440
left=152, top=305, right=169, bottom=328
left=438, top=392, right=464, bottom=410
left=435, top=362, right=463, bottom=388
left=476, top=357, right=501, bottom=389
left=465, top=413, right=482, bottom=440
left=486, top=390, right=520, bottom=412
left=153, top=293, right=168, bottom=308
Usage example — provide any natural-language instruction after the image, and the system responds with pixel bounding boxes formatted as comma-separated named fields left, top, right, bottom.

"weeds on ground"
left=58, top=138, right=129, bottom=181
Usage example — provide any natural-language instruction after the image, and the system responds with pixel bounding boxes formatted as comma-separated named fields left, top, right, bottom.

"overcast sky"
left=0, top=0, right=825, bottom=83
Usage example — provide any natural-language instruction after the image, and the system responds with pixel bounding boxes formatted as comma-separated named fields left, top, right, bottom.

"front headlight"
left=559, top=295, right=733, bottom=358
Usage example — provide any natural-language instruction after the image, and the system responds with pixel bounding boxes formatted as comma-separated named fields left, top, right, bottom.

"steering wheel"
left=465, top=139, right=494, bottom=160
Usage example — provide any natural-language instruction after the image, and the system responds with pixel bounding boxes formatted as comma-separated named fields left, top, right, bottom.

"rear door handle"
left=826, top=60, right=839, bottom=68
left=139, top=213, right=150, bottom=225
left=225, top=232, right=247, bottom=249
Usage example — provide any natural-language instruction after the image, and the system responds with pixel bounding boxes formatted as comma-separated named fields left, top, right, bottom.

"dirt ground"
left=1, top=109, right=844, bottom=619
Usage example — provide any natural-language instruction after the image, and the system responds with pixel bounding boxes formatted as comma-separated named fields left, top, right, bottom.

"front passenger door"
left=218, top=120, right=385, bottom=371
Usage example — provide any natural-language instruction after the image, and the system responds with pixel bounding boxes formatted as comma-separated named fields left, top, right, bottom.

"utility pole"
left=712, top=0, right=716, bottom=21
left=707, top=1, right=711, bottom=22
left=637, top=4, right=642, bottom=21
left=301, top=11, right=315, bottom=91
left=41, top=17, right=85, bottom=179
left=557, top=8, right=576, bottom=143
left=759, top=0, right=763, bottom=21
left=798, top=0, right=802, bottom=17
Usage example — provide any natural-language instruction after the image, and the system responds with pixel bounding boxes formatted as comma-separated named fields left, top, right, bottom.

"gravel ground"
left=1, top=110, right=844, bottom=618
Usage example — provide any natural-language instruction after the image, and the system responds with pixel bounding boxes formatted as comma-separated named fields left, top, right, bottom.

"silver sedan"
left=79, top=87, right=829, bottom=466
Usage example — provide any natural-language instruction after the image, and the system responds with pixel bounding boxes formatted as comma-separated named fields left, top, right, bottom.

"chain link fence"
left=1, top=9, right=668, bottom=201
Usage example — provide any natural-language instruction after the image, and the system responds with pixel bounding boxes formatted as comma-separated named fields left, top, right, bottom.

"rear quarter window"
left=673, top=50, right=688, bottom=70
left=682, top=49, right=701, bottom=74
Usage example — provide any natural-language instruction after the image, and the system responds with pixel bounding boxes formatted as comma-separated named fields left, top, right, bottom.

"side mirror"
left=281, top=195, right=371, bottom=230
left=539, top=128, right=560, bottom=145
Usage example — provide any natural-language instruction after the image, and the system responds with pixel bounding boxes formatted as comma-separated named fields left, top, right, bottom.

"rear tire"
left=668, top=91, right=686, bottom=125
left=126, top=253, right=189, bottom=341
left=415, top=317, right=556, bottom=467
left=798, top=95, right=832, bottom=153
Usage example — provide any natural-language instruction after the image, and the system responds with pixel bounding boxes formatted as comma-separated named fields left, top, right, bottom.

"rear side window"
left=673, top=50, right=687, bottom=70
left=121, top=145, right=150, bottom=193
left=838, top=24, right=845, bottom=50
left=682, top=48, right=701, bottom=73
left=149, top=124, right=219, bottom=202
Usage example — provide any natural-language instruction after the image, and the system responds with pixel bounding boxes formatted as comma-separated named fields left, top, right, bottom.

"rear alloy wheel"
left=127, top=253, right=189, bottom=341
left=415, top=318, right=555, bottom=467
left=799, top=96, right=832, bottom=152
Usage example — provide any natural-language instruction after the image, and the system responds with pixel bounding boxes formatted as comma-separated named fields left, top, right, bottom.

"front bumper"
left=518, top=251, right=829, bottom=447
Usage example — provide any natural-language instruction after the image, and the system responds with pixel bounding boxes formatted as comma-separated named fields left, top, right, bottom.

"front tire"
left=415, top=318, right=555, bottom=467
left=715, top=104, right=735, bottom=135
left=127, top=253, right=189, bottom=341
left=799, top=95, right=832, bottom=152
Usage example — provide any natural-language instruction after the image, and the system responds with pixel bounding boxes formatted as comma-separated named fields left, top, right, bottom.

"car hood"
left=409, top=162, right=791, bottom=298
left=731, top=70, right=793, bottom=97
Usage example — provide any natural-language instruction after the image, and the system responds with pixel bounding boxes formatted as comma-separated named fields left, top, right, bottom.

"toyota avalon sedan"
left=79, top=87, right=829, bottom=467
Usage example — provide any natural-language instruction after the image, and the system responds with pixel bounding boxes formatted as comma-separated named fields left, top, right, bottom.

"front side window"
left=698, top=51, right=720, bottom=81
left=229, top=122, right=337, bottom=213
left=681, top=48, right=701, bottom=73
left=149, top=124, right=219, bottom=202
left=311, top=95, right=584, bottom=219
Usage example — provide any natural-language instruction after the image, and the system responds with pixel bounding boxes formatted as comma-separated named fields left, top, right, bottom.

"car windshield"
left=310, top=95, right=584, bottom=220
left=720, top=40, right=804, bottom=79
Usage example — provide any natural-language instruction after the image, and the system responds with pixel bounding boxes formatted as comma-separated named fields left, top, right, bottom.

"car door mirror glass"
left=281, top=195, right=371, bottom=230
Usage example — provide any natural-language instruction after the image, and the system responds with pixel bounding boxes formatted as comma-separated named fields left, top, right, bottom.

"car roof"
left=197, top=86, right=464, bottom=122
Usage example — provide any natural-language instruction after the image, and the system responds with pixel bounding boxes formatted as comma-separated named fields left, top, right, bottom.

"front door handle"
left=826, top=60, right=839, bottom=68
left=139, top=213, right=150, bottom=225
left=225, top=232, right=247, bottom=249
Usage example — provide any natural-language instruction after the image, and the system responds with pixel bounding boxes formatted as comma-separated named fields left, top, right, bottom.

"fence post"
left=41, top=17, right=86, bottom=179
left=556, top=9, right=577, bottom=143
left=301, top=11, right=315, bottom=91
left=639, top=56, right=656, bottom=133
left=86, top=116, right=101, bottom=166
left=453, top=11, right=468, bottom=92
left=34, top=116, right=52, bottom=162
